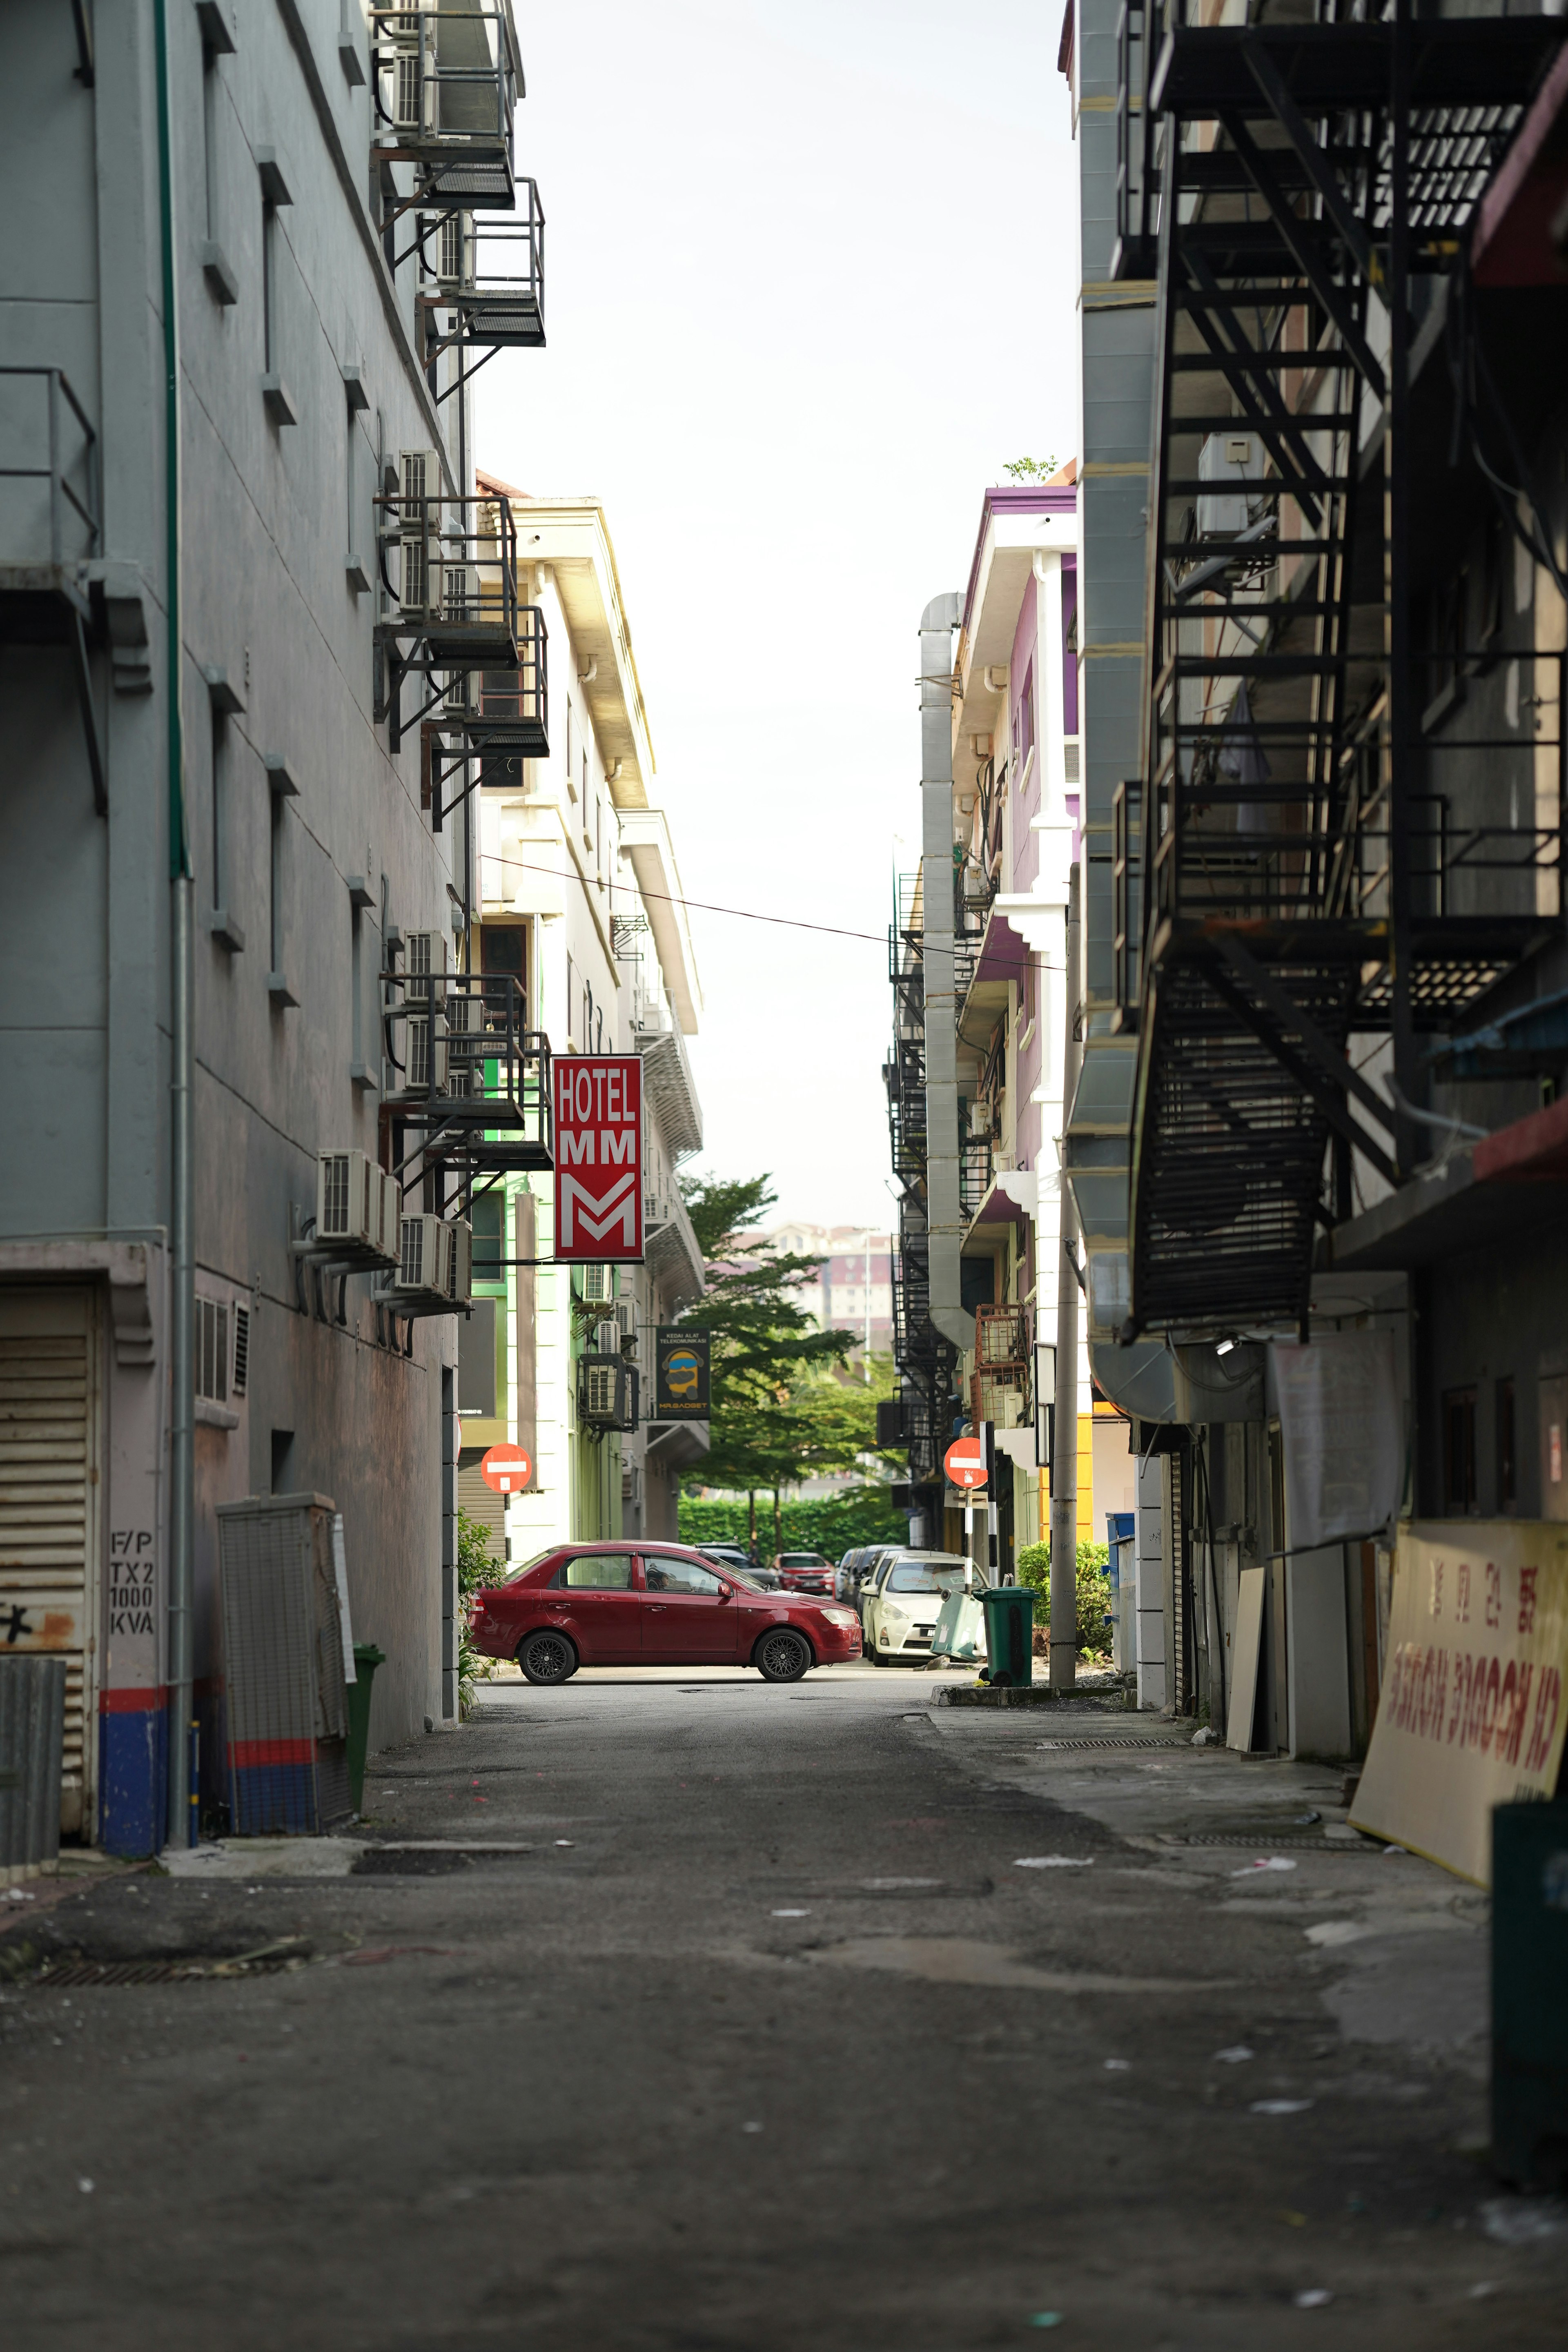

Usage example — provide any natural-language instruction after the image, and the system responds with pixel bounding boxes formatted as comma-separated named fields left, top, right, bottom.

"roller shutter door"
left=457, top=1451, right=506, bottom=1568
left=0, top=1288, right=100, bottom=1836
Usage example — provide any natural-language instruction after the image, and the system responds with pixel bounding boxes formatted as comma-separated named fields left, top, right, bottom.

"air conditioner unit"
left=581, top=1265, right=615, bottom=1305
left=445, top=991, right=487, bottom=1097
left=436, top=210, right=473, bottom=290
left=397, top=450, right=441, bottom=614
left=967, top=1098, right=994, bottom=1139
left=405, top=1013, right=448, bottom=1095
left=316, top=1149, right=398, bottom=1260
left=1197, top=432, right=1256, bottom=538
left=403, top=927, right=446, bottom=1003
left=386, top=16, right=435, bottom=133
left=376, top=1167, right=401, bottom=1258
left=443, top=1217, right=473, bottom=1307
left=577, top=1352, right=637, bottom=1432
left=397, top=1213, right=444, bottom=1294
left=440, top=562, right=478, bottom=626
left=616, top=1300, right=637, bottom=1339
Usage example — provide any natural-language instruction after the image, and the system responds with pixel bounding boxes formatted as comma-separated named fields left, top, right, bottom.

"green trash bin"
left=979, top=1586, right=1036, bottom=1688
left=345, top=1643, right=386, bottom=1815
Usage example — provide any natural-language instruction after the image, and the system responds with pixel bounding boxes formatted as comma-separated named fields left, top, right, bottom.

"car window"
left=642, top=1556, right=726, bottom=1597
left=553, top=1554, right=635, bottom=1590
left=501, top=1548, right=558, bottom=1584
left=886, top=1562, right=966, bottom=1595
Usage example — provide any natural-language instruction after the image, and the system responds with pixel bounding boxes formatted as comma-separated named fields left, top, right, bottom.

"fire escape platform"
left=1319, top=1092, right=1568, bottom=1275
left=1152, top=18, right=1562, bottom=117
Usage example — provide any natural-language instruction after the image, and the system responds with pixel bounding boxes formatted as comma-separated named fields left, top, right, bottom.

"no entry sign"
left=554, top=1055, right=644, bottom=1262
left=479, top=1443, right=533, bottom=1494
left=944, top=1435, right=988, bottom=1490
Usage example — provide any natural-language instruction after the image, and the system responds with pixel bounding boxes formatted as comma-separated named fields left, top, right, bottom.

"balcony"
left=0, top=366, right=105, bottom=813
left=372, top=6, right=522, bottom=214
left=419, top=185, right=546, bottom=382
left=642, top=1177, right=704, bottom=1307
left=633, top=982, right=702, bottom=1162
left=380, top=966, right=553, bottom=1176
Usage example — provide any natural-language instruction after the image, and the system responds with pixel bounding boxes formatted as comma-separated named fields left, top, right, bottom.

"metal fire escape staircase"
left=1114, top=2, right=1566, bottom=1336
left=885, top=870, right=953, bottom=1484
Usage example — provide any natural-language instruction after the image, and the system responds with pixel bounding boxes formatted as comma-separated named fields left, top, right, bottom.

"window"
left=263, top=198, right=278, bottom=370
left=553, top=1555, right=634, bottom=1590
left=196, top=1298, right=229, bottom=1404
left=269, top=785, right=284, bottom=974
left=471, top=1191, right=504, bottom=1282
left=350, top=895, right=363, bottom=1065
left=211, top=708, right=229, bottom=911
left=1443, top=1387, right=1478, bottom=1514
left=1497, top=1377, right=1517, bottom=1513
left=1016, top=663, right=1035, bottom=769
left=642, top=1557, right=725, bottom=1597
left=481, top=923, right=526, bottom=1027
left=886, top=1561, right=966, bottom=1595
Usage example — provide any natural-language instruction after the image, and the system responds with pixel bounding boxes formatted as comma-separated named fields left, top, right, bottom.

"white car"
left=862, top=1552, right=971, bottom=1664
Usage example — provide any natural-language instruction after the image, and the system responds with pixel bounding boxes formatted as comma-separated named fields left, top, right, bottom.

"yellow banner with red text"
left=1349, top=1521, right=1568, bottom=1885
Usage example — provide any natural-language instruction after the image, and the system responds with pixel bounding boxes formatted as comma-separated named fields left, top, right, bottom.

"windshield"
left=725, top=1567, right=771, bottom=1593
left=886, top=1561, right=967, bottom=1595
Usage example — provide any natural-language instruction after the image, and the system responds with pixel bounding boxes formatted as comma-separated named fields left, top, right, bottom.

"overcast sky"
left=478, top=0, right=1080, bottom=1230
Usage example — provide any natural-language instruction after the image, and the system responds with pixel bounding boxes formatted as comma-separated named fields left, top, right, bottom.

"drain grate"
left=1029, top=1737, right=1193, bottom=1753
left=1160, top=1832, right=1375, bottom=1850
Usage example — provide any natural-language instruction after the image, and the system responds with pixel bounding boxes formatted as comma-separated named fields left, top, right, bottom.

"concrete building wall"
left=0, top=0, right=506, bottom=1845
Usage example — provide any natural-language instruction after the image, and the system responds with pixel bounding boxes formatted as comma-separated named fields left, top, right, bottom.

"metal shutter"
left=0, top=1289, right=99, bottom=1838
left=457, top=1452, right=505, bottom=1566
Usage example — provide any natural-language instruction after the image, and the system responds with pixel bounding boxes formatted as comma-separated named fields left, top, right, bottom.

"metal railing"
left=380, top=967, right=551, bottom=1161
left=371, top=6, right=519, bottom=200
left=0, top=367, right=100, bottom=572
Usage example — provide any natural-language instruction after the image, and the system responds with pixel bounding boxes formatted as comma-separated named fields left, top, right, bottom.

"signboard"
left=1272, top=1331, right=1401, bottom=1546
left=944, top=1435, right=988, bottom=1491
left=1350, top=1520, right=1568, bottom=1886
left=655, top=1328, right=710, bottom=1421
left=479, top=1442, right=533, bottom=1494
left=553, top=1055, right=644, bottom=1262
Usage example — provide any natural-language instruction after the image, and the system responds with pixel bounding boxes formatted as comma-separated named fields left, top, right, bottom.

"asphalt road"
left=2, top=1664, right=1566, bottom=2349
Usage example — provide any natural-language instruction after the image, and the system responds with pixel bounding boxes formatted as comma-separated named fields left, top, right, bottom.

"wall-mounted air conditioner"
left=581, top=1265, right=615, bottom=1305
left=403, top=927, right=446, bottom=1002
left=967, top=1098, right=994, bottom=1139
left=577, top=1352, right=637, bottom=1432
left=443, top=1218, right=473, bottom=1307
left=405, top=1013, right=448, bottom=1095
left=436, top=210, right=474, bottom=291
left=316, top=1149, right=400, bottom=1262
left=397, top=1213, right=444, bottom=1294
left=1197, top=433, right=1257, bottom=539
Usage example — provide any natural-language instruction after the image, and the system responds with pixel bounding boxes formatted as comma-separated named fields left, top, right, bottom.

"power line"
left=480, top=851, right=887, bottom=944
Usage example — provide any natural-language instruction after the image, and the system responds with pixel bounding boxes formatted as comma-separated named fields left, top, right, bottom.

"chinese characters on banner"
left=1350, top=1521, right=1568, bottom=1885
left=553, top=1056, right=644, bottom=1263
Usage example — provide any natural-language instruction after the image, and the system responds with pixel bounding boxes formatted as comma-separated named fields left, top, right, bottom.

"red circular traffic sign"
left=944, top=1436, right=987, bottom=1490
left=479, top=1443, right=533, bottom=1495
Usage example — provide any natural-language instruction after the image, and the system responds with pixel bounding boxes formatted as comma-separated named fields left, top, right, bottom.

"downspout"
left=155, top=0, right=195, bottom=1848
left=919, top=591, right=971, bottom=1353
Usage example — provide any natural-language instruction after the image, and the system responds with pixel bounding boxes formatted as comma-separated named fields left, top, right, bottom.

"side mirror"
left=715, top=1587, right=732, bottom=1603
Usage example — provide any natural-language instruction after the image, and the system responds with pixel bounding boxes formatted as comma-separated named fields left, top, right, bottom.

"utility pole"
left=1049, top=866, right=1082, bottom=1690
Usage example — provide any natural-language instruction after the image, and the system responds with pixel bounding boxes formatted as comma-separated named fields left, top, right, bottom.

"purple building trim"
left=960, top=484, right=1078, bottom=638
left=1063, top=556, right=1079, bottom=736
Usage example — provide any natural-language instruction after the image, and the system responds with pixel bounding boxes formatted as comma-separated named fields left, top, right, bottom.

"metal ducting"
left=919, top=590, right=971, bottom=1351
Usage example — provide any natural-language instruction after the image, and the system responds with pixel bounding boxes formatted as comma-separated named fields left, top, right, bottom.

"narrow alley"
left=4, top=1672, right=1559, bottom=2350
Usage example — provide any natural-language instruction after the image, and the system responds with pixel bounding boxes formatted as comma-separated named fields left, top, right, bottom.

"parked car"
left=698, top=1543, right=781, bottom=1589
left=470, top=1543, right=861, bottom=1683
left=835, top=1546, right=872, bottom=1601
left=861, top=1552, right=971, bottom=1664
left=772, top=1549, right=835, bottom=1596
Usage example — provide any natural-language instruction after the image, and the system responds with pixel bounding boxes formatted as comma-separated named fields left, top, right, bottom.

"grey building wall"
left=0, top=0, right=497, bottom=1834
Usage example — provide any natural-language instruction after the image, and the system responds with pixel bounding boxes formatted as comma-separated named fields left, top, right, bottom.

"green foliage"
left=679, top=1487, right=909, bottom=1559
left=1014, top=1540, right=1114, bottom=1658
left=673, top=1169, right=860, bottom=1494
left=1002, top=454, right=1060, bottom=482
left=455, top=1507, right=498, bottom=1718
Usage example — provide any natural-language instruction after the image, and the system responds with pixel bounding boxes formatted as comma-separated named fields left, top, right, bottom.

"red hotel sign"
left=553, top=1055, right=644, bottom=1262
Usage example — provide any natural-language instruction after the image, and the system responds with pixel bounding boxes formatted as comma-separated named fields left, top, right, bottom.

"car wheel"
left=754, top=1627, right=811, bottom=1683
left=518, top=1630, right=576, bottom=1686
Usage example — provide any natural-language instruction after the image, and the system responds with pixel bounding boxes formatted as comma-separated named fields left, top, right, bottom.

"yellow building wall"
left=1037, top=1413, right=1096, bottom=1548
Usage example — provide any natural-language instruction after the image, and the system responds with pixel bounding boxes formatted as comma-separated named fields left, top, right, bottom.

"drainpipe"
left=155, top=0, right=194, bottom=1848
left=1049, top=865, right=1082, bottom=1690
left=919, top=591, right=971, bottom=1354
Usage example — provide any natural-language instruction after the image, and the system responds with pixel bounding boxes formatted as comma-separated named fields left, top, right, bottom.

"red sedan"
left=469, top=1543, right=863, bottom=1685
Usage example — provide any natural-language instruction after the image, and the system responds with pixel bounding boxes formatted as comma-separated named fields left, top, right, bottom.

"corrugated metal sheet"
left=0, top=1289, right=99, bottom=1837
left=217, top=1496, right=350, bottom=1834
left=458, top=1454, right=505, bottom=1564
left=0, top=1655, right=65, bottom=1875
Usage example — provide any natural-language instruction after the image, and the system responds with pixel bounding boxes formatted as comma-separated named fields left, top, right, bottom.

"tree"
left=675, top=1172, right=859, bottom=1548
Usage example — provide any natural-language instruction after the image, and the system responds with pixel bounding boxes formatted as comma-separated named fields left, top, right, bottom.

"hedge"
left=678, top=1488, right=909, bottom=1559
